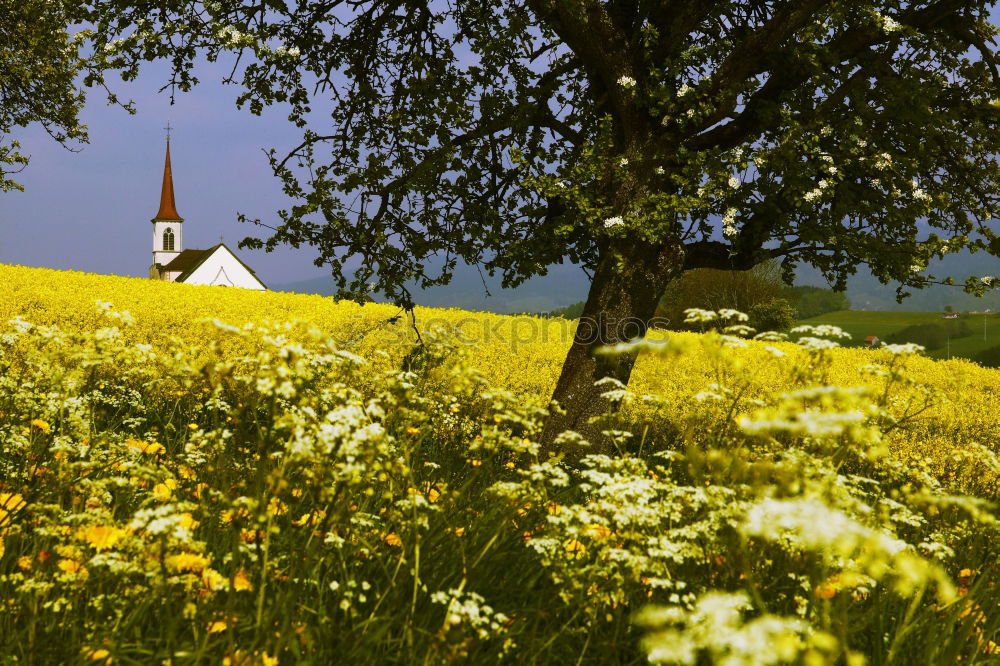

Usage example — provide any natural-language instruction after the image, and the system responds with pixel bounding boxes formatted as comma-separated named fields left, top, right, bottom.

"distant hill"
left=794, top=250, right=1000, bottom=312
left=272, top=246, right=1000, bottom=315
left=272, top=261, right=591, bottom=314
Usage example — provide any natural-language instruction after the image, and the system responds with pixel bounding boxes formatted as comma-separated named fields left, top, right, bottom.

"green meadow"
left=800, top=310, right=1000, bottom=361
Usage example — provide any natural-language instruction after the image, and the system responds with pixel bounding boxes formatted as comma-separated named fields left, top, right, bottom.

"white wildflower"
left=637, top=592, right=816, bottom=666
left=677, top=83, right=692, bottom=97
left=683, top=308, right=718, bottom=324
left=790, top=324, right=851, bottom=339
left=743, top=498, right=906, bottom=558
left=617, top=76, right=637, bottom=89
left=880, top=342, right=925, bottom=355
left=728, top=175, right=740, bottom=189
left=604, top=216, right=625, bottom=229
left=717, top=308, right=749, bottom=322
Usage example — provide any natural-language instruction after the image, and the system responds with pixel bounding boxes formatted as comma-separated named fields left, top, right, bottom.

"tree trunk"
left=541, top=238, right=685, bottom=457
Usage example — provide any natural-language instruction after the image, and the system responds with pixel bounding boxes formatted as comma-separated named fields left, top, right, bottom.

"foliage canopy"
left=79, top=0, right=1000, bottom=303
left=0, top=0, right=92, bottom=192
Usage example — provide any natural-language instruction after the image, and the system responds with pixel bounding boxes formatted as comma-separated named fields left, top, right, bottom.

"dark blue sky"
left=1, top=58, right=324, bottom=284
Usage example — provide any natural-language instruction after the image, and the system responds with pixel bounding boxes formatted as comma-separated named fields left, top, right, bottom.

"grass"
left=799, top=310, right=1000, bottom=360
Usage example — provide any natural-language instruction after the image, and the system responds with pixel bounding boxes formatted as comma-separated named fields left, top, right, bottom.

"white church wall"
left=182, top=247, right=265, bottom=290
left=151, top=221, right=182, bottom=267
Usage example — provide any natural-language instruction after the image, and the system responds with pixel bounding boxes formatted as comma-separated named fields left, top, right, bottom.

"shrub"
left=784, top=285, right=851, bottom=319
left=748, top=298, right=797, bottom=332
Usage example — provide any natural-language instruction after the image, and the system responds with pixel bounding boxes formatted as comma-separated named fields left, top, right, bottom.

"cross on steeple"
left=164, top=121, right=173, bottom=141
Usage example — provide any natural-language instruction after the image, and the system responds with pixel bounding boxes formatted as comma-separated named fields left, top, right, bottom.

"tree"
left=657, top=260, right=787, bottom=329
left=80, top=1, right=1000, bottom=452
left=783, top=285, right=851, bottom=319
left=1, top=0, right=91, bottom=192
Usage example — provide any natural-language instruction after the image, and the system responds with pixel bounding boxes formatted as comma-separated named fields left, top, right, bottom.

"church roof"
left=154, top=139, right=183, bottom=221
left=162, top=248, right=211, bottom=272
left=165, top=244, right=265, bottom=288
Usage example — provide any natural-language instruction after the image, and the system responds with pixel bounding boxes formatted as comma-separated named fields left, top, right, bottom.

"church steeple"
left=154, top=136, right=182, bottom=221
left=150, top=130, right=184, bottom=278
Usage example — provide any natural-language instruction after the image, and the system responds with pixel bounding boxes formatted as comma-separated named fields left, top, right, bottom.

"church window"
left=163, top=227, right=175, bottom=251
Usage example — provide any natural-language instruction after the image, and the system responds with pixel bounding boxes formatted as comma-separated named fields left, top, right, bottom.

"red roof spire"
left=154, top=137, right=182, bottom=220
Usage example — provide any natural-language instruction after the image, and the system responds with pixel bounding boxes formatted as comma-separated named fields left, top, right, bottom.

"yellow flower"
left=178, top=513, right=199, bottom=530
left=815, top=581, right=838, bottom=600
left=165, top=552, right=210, bottom=573
left=584, top=523, right=612, bottom=540
left=267, top=497, right=288, bottom=516
left=78, top=525, right=126, bottom=551
left=291, top=510, right=325, bottom=527
left=564, top=539, right=585, bottom=557
left=405, top=426, right=420, bottom=435
left=0, top=492, right=26, bottom=529
left=58, top=558, right=87, bottom=576
left=55, top=543, right=83, bottom=559
left=30, top=418, right=51, bottom=434
left=187, top=423, right=198, bottom=431
left=206, top=620, right=228, bottom=634
left=126, top=438, right=165, bottom=455
left=223, top=651, right=278, bottom=666
left=153, top=479, right=177, bottom=501
left=233, top=569, right=253, bottom=591
left=427, top=487, right=441, bottom=503
left=384, top=533, right=403, bottom=547
left=201, top=568, right=227, bottom=591
left=17, top=555, right=31, bottom=571
left=81, top=647, right=112, bottom=663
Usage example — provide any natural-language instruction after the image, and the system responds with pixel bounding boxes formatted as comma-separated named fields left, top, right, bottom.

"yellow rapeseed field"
left=4, top=262, right=1000, bottom=663
left=3, top=262, right=997, bottom=485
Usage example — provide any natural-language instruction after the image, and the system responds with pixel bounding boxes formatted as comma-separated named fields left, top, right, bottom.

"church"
left=148, top=138, right=266, bottom=290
